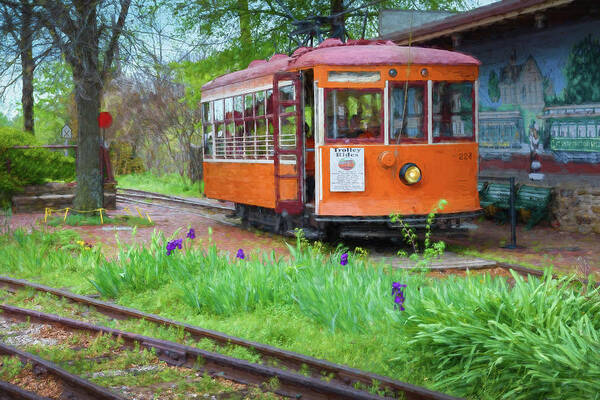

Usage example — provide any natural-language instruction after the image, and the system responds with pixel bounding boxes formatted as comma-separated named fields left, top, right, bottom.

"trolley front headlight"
left=399, top=163, right=422, bottom=185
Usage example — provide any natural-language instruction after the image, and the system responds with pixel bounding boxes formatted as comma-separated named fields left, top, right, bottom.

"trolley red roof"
left=202, top=39, right=480, bottom=91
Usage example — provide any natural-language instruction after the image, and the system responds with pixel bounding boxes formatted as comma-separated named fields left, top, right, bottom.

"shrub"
left=401, top=271, right=600, bottom=399
left=0, top=127, right=75, bottom=206
left=109, top=141, right=145, bottom=175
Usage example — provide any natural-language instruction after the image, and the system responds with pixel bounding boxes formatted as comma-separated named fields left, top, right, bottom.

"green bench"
left=479, top=182, right=511, bottom=210
left=478, top=181, right=552, bottom=228
left=515, top=185, right=552, bottom=229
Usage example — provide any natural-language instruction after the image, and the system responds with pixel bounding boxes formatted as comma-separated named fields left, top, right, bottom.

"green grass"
left=0, top=228, right=599, bottom=399
left=0, top=356, right=26, bottom=381
left=45, top=213, right=153, bottom=227
left=117, top=171, right=204, bottom=198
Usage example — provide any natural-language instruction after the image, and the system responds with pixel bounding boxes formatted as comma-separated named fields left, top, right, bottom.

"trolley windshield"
left=325, top=88, right=382, bottom=143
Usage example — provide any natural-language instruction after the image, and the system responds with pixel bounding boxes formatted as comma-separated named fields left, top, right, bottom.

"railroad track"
left=117, top=188, right=234, bottom=212
left=116, top=188, right=239, bottom=227
left=0, top=341, right=124, bottom=400
left=0, top=275, right=461, bottom=400
left=0, top=304, right=399, bottom=400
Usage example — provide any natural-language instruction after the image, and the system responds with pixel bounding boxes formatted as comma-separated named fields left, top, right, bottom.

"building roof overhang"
left=381, top=0, right=576, bottom=45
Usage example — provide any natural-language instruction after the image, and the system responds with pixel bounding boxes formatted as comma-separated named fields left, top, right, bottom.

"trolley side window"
left=325, top=89, right=382, bottom=142
left=390, top=83, right=426, bottom=142
left=432, top=82, right=475, bottom=142
left=214, top=99, right=225, bottom=158
left=201, top=101, right=213, bottom=159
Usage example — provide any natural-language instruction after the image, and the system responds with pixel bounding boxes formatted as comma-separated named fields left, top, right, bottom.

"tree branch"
left=101, top=0, right=130, bottom=85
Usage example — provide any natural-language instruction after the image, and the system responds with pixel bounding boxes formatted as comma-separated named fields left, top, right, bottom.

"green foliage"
left=32, top=61, right=74, bottom=144
left=390, top=199, right=447, bottom=269
left=0, top=356, right=26, bottom=381
left=562, top=34, right=600, bottom=105
left=0, top=228, right=99, bottom=292
left=0, top=112, right=15, bottom=127
left=3, top=227, right=600, bottom=398
left=402, top=270, right=600, bottom=399
left=109, top=141, right=145, bottom=175
left=170, top=0, right=473, bottom=105
left=117, top=171, right=204, bottom=198
left=45, top=213, right=153, bottom=227
left=0, top=127, right=75, bottom=206
left=0, top=206, right=11, bottom=235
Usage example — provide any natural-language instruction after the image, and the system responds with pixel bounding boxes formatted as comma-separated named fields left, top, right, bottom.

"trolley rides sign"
left=330, top=148, right=365, bottom=192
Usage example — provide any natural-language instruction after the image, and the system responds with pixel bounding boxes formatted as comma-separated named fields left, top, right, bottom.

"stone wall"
left=12, top=182, right=116, bottom=213
left=552, top=185, right=600, bottom=235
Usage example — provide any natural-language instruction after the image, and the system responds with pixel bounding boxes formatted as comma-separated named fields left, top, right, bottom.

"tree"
left=33, top=60, right=76, bottom=144
left=0, top=0, right=133, bottom=211
left=0, top=1, right=56, bottom=134
left=562, top=34, right=600, bottom=105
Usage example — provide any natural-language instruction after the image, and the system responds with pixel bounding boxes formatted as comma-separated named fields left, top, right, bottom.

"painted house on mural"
left=381, top=0, right=600, bottom=234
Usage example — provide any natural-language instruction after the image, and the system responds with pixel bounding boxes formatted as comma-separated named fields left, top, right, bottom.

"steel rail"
left=0, top=276, right=461, bottom=400
left=117, top=188, right=234, bottom=211
left=0, top=381, right=51, bottom=400
left=116, top=195, right=239, bottom=226
left=0, top=342, right=125, bottom=400
left=0, top=304, right=407, bottom=400
left=116, top=195, right=239, bottom=227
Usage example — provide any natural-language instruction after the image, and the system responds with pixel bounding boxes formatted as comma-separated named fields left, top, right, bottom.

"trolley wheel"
left=235, top=204, right=249, bottom=227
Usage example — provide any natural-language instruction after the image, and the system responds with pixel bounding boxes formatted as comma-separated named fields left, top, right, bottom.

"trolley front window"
left=432, top=82, right=475, bottom=142
left=390, top=83, right=426, bottom=142
left=325, top=89, right=382, bottom=142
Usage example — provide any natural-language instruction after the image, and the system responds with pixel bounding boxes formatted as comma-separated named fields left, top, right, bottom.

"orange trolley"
left=201, top=39, right=481, bottom=238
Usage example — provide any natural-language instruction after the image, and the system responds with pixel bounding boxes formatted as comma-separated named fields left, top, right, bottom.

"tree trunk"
left=188, top=144, right=203, bottom=183
left=20, top=1, right=34, bottom=134
left=237, top=0, right=251, bottom=59
left=72, top=3, right=103, bottom=212
left=330, top=0, right=346, bottom=41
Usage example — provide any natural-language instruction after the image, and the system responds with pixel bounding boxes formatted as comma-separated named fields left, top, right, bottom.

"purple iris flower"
left=340, top=253, right=348, bottom=266
left=166, top=240, right=177, bottom=256
left=392, top=282, right=407, bottom=311
left=166, top=238, right=183, bottom=255
left=186, top=228, right=196, bottom=239
left=236, top=249, right=245, bottom=260
left=394, top=295, right=405, bottom=311
left=391, top=282, right=407, bottom=295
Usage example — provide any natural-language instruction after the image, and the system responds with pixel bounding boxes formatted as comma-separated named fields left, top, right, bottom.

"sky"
left=0, top=0, right=501, bottom=121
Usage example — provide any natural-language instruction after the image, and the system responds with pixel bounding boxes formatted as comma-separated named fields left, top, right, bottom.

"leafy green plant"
left=0, top=127, right=75, bottom=206
left=0, top=206, right=11, bottom=235
left=0, top=356, right=26, bottom=381
left=4, top=227, right=600, bottom=399
left=390, top=199, right=447, bottom=269
left=398, top=270, right=600, bottom=399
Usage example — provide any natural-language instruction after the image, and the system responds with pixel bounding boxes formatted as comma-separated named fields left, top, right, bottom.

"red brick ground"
left=6, top=202, right=290, bottom=260
left=6, top=202, right=599, bottom=275
left=435, top=218, right=599, bottom=275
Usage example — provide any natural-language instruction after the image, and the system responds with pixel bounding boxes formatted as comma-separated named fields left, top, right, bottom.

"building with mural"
left=381, top=0, right=600, bottom=232
left=382, top=0, right=600, bottom=179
